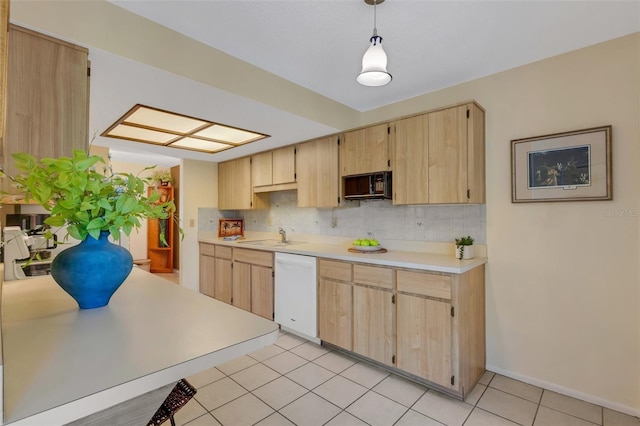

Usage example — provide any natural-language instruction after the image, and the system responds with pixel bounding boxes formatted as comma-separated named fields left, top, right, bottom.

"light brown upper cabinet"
left=391, top=102, right=485, bottom=205
left=341, top=123, right=390, bottom=177
left=297, top=135, right=340, bottom=208
left=4, top=25, right=89, bottom=193
left=219, top=157, right=270, bottom=210
left=252, top=145, right=296, bottom=189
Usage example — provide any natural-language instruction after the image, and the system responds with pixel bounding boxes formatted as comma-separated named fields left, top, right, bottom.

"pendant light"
left=357, top=0, right=392, bottom=87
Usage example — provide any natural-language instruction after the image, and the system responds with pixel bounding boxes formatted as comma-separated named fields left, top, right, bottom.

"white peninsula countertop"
left=1, top=268, right=279, bottom=425
left=199, top=231, right=487, bottom=274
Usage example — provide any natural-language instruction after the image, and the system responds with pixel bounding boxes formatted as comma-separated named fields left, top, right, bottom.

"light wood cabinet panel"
left=219, top=157, right=269, bottom=210
left=318, top=259, right=352, bottom=282
left=318, top=278, right=352, bottom=349
left=234, top=247, right=273, bottom=268
left=232, top=261, right=252, bottom=311
left=397, top=270, right=451, bottom=300
left=4, top=25, right=89, bottom=192
left=251, top=264, right=274, bottom=320
left=297, top=136, right=339, bottom=208
left=341, top=124, right=390, bottom=176
left=199, top=244, right=216, bottom=298
left=353, top=264, right=393, bottom=290
left=214, top=257, right=232, bottom=304
left=466, top=104, right=486, bottom=204
left=428, top=106, right=468, bottom=204
left=0, top=0, right=9, bottom=165
left=353, top=284, right=394, bottom=366
left=396, top=294, right=452, bottom=388
left=251, top=151, right=273, bottom=187
left=215, top=245, right=232, bottom=259
left=392, top=114, right=429, bottom=205
left=272, top=145, right=296, bottom=185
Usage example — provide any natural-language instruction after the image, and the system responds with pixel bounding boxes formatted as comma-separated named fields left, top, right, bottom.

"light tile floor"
left=161, top=331, right=639, bottom=426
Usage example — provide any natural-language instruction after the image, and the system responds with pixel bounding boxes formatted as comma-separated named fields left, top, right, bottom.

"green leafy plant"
left=455, top=235, right=474, bottom=259
left=152, top=169, right=173, bottom=185
left=1, top=150, right=177, bottom=243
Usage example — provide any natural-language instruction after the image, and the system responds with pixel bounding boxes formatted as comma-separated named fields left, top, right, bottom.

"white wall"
left=180, top=159, right=218, bottom=292
left=366, top=34, right=639, bottom=414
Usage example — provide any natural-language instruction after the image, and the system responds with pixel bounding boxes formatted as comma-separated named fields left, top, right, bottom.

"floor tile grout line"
left=465, top=406, right=523, bottom=426
left=538, top=405, right=603, bottom=426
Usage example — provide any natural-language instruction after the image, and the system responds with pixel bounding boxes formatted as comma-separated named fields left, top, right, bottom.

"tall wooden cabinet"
left=147, top=186, right=174, bottom=273
left=297, top=135, right=340, bottom=208
left=391, top=102, right=485, bottom=205
left=3, top=25, right=89, bottom=193
left=317, top=259, right=353, bottom=349
left=340, top=123, right=390, bottom=176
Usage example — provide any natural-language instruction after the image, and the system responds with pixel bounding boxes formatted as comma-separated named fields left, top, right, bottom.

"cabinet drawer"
left=353, top=264, right=393, bottom=290
left=199, top=243, right=216, bottom=256
left=397, top=270, right=451, bottom=300
left=319, top=259, right=352, bottom=282
left=215, top=245, right=233, bottom=260
left=234, top=248, right=273, bottom=267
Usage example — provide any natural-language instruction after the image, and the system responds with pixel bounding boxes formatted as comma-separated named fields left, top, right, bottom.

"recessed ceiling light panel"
left=101, top=104, right=269, bottom=154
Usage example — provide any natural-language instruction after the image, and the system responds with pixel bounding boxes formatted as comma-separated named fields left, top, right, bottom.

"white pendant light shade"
left=357, top=35, right=392, bottom=86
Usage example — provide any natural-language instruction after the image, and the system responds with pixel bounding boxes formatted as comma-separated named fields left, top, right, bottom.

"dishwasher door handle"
left=276, top=257, right=315, bottom=268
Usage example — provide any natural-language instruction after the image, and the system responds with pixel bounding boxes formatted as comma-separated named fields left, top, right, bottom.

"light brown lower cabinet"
left=317, top=257, right=485, bottom=399
left=198, top=243, right=274, bottom=320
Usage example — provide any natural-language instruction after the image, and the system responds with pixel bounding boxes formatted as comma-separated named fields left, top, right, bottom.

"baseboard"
left=279, top=326, right=320, bottom=345
left=486, top=364, right=640, bottom=418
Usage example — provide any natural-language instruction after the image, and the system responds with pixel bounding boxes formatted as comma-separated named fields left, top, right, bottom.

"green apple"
left=361, top=240, right=371, bottom=246
left=370, top=239, right=380, bottom=246
left=353, top=239, right=362, bottom=246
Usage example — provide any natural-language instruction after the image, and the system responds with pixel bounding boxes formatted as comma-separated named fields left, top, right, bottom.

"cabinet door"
left=251, top=265, right=274, bottom=320
left=232, top=262, right=252, bottom=312
left=392, top=114, right=429, bottom=205
left=297, top=136, right=339, bottom=208
left=4, top=25, right=89, bottom=191
left=252, top=151, right=273, bottom=187
left=341, top=124, right=389, bottom=176
left=219, top=157, right=251, bottom=210
left=396, top=294, right=452, bottom=388
left=213, top=258, right=232, bottom=304
left=318, top=278, right=352, bottom=350
left=272, top=145, right=296, bottom=185
left=353, top=285, right=394, bottom=366
left=428, top=106, right=468, bottom=204
left=199, top=254, right=216, bottom=298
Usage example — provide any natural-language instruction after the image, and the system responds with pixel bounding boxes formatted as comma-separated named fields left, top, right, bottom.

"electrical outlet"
left=189, top=219, right=195, bottom=228
left=267, top=217, right=273, bottom=226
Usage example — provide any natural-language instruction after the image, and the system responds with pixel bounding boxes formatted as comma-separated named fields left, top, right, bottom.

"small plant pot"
left=456, top=245, right=474, bottom=260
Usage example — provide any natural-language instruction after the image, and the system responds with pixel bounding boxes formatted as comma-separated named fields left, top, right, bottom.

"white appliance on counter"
left=3, top=226, right=54, bottom=281
left=274, top=252, right=319, bottom=342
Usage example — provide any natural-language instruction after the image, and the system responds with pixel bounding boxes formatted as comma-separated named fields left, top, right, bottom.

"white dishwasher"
left=274, top=252, right=318, bottom=342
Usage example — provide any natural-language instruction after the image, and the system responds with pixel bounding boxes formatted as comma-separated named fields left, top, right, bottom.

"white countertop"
left=200, top=232, right=486, bottom=274
left=1, top=269, right=279, bottom=425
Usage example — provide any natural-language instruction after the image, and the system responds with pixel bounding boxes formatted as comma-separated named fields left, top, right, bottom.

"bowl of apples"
left=352, top=238, right=381, bottom=252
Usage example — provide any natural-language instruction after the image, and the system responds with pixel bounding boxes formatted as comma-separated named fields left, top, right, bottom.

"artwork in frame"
left=511, top=125, right=612, bottom=203
left=218, top=218, right=244, bottom=237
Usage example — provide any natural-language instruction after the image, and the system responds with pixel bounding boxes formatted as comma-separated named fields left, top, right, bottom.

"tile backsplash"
left=199, top=190, right=486, bottom=244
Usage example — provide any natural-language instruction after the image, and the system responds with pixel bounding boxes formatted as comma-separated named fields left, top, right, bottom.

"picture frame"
left=511, top=125, right=612, bottom=203
left=218, top=218, right=244, bottom=237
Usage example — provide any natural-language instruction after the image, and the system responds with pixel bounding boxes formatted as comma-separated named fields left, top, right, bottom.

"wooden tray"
left=348, top=248, right=388, bottom=254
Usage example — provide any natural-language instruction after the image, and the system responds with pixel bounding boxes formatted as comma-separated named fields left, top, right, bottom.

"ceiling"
left=10, top=1, right=640, bottom=166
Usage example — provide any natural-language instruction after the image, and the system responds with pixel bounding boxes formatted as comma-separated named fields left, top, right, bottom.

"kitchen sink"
left=237, top=239, right=306, bottom=247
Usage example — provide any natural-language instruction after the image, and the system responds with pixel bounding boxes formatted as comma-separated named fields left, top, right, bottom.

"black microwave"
left=343, top=171, right=392, bottom=200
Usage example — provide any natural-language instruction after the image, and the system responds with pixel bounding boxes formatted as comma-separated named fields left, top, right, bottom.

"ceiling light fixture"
left=101, top=104, right=269, bottom=154
left=357, top=0, right=392, bottom=87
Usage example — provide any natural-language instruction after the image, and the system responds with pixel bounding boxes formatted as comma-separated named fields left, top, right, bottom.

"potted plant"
left=1, top=150, right=176, bottom=309
left=152, top=169, right=173, bottom=186
left=455, top=235, right=475, bottom=260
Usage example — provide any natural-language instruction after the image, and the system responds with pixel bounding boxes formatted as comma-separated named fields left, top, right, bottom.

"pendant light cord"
left=372, top=0, right=379, bottom=42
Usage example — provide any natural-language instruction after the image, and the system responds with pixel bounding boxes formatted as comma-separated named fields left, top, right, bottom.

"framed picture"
left=511, top=125, right=612, bottom=203
left=218, top=218, right=244, bottom=237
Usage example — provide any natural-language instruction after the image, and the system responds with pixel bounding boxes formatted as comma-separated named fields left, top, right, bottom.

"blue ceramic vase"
left=51, top=231, right=133, bottom=309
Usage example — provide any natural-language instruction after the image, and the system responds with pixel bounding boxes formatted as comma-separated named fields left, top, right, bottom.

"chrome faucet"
left=278, top=227, right=287, bottom=243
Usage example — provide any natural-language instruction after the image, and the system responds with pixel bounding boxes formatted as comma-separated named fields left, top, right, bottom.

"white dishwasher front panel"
left=274, top=252, right=317, bottom=339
